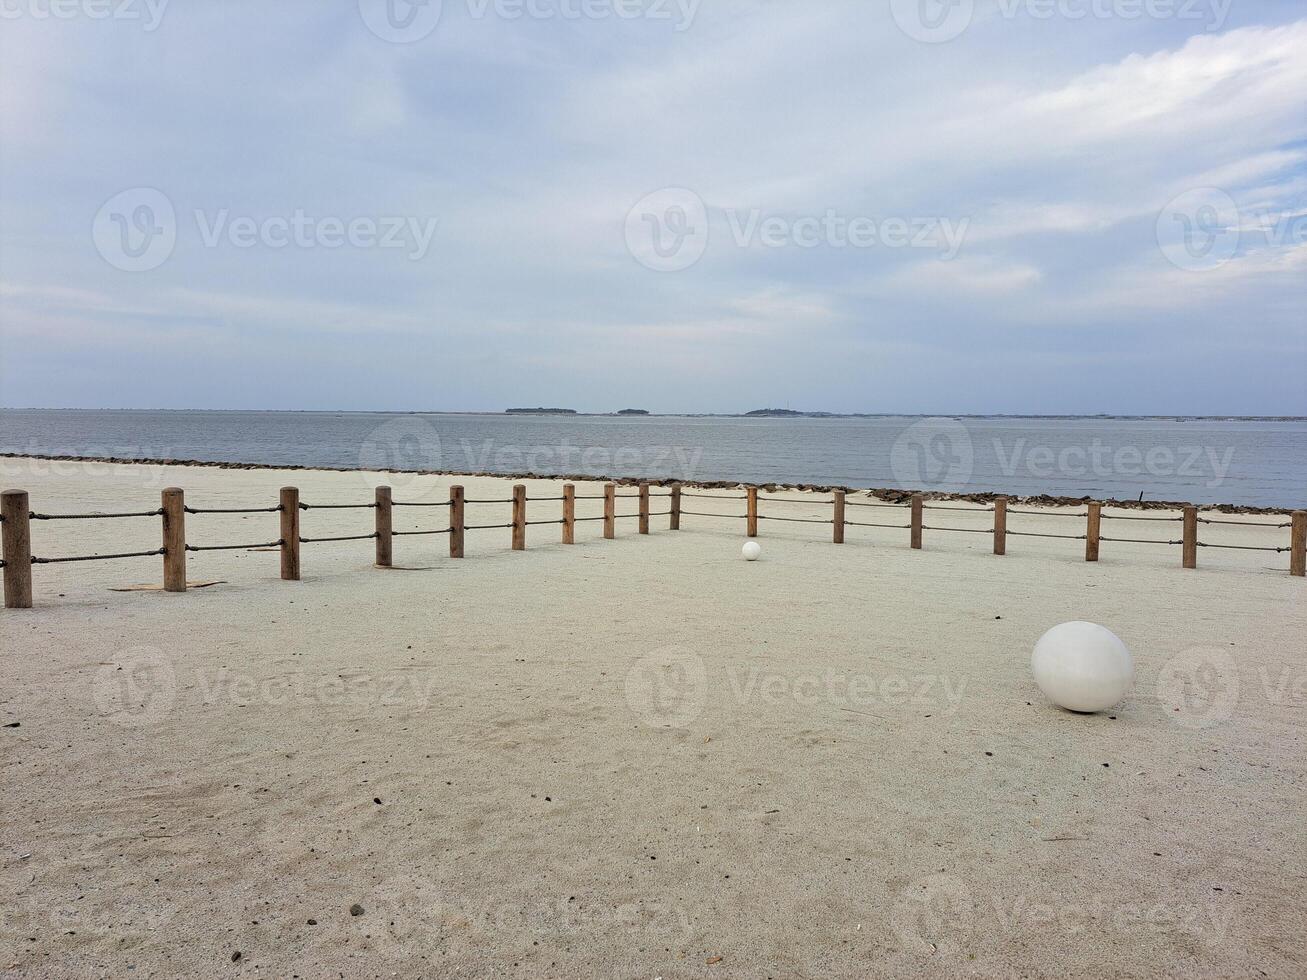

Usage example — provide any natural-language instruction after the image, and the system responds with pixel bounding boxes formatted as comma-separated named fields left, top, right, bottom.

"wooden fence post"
left=832, top=490, right=845, bottom=545
left=280, top=487, right=300, bottom=581
left=1, top=490, right=33, bottom=609
left=604, top=484, right=616, bottom=540
left=910, top=494, right=923, bottom=550
left=375, top=486, right=392, bottom=568
left=161, top=487, right=186, bottom=592
left=1290, top=511, right=1305, bottom=578
left=746, top=487, right=758, bottom=538
left=993, top=496, right=1007, bottom=556
left=512, top=485, right=526, bottom=551
left=449, top=486, right=465, bottom=558
left=1085, top=502, right=1101, bottom=562
left=1182, top=506, right=1198, bottom=570
left=670, top=484, right=681, bottom=531
left=562, top=484, right=575, bottom=544
left=639, top=484, right=650, bottom=535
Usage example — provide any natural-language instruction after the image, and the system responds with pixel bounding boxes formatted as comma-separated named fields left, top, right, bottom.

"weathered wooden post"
left=670, top=484, right=681, bottom=531
left=512, top=485, right=526, bottom=551
left=449, top=486, right=465, bottom=558
left=746, top=487, right=758, bottom=538
left=280, top=486, right=300, bottom=581
left=1182, top=506, right=1198, bottom=570
left=603, top=483, right=616, bottom=540
left=832, top=490, right=845, bottom=545
left=639, top=484, right=650, bottom=535
left=562, top=484, right=575, bottom=545
left=992, top=496, right=1007, bottom=556
left=161, top=487, right=186, bottom=592
left=1290, top=511, right=1306, bottom=578
left=1085, top=502, right=1101, bottom=562
left=910, top=494, right=923, bottom=550
left=1, top=490, right=33, bottom=609
left=374, top=486, right=393, bottom=567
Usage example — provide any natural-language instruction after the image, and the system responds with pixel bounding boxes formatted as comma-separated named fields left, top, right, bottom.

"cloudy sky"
left=1, top=0, right=1304, bottom=415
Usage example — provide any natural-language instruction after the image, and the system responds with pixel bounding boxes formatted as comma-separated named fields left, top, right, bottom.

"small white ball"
left=1031, top=621, right=1133, bottom=713
left=741, top=541, right=762, bottom=561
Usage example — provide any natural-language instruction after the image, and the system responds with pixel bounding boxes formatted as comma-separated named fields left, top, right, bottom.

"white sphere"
left=1031, top=621, right=1133, bottom=713
left=742, top=541, right=762, bottom=561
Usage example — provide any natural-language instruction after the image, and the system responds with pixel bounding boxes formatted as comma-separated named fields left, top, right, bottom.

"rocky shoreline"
left=1, top=452, right=1294, bottom=515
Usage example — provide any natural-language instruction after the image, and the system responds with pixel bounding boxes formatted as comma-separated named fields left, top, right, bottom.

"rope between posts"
left=32, top=548, right=165, bottom=564
left=30, top=514, right=162, bottom=522
left=391, top=528, right=452, bottom=536
left=1008, top=531, right=1086, bottom=541
left=1198, top=542, right=1290, bottom=553
left=845, top=520, right=910, bottom=529
left=757, top=496, right=834, bottom=505
left=1198, top=517, right=1290, bottom=528
left=393, top=501, right=452, bottom=508
left=185, top=505, right=281, bottom=514
left=681, top=511, right=746, bottom=519
left=525, top=519, right=565, bottom=527
left=845, top=500, right=908, bottom=509
left=924, top=504, right=995, bottom=513
left=1099, top=536, right=1180, bottom=545
left=187, top=540, right=284, bottom=552
left=299, top=533, right=378, bottom=543
left=923, top=525, right=993, bottom=534
left=682, top=493, right=747, bottom=500
left=299, top=502, right=376, bottom=510
left=465, top=523, right=514, bottom=531
left=527, top=496, right=567, bottom=503
left=574, top=516, right=607, bottom=522
left=758, top=515, right=833, bottom=524
left=1101, top=514, right=1181, bottom=522
left=464, top=499, right=514, bottom=505
left=648, top=510, right=673, bottom=517
left=1007, top=509, right=1087, bottom=518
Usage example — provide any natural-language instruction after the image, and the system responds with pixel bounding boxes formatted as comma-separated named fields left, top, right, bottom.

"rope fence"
left=32, top=548, right=165, bottom=564
left=1, top=483, right=1303, bottom=608
left=184, top=505, right=280, bottom=515
left=32, top=509, right=164, bottom=520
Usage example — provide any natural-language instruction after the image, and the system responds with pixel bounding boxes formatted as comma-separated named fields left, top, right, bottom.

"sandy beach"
left=1, top=456, right=1304, bottom=979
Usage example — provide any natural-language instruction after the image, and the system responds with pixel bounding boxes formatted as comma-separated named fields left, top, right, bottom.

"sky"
left=0, top=0, right=1304, bottom=416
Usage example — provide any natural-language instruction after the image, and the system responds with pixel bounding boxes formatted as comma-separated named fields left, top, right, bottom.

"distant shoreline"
left=2, top=407, right=1304, bottom=422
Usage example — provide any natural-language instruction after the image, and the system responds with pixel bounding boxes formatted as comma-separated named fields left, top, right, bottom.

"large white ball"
left=1031, top=621, right=1133, bottom=713
left=742, top=541, right=761, bottom=561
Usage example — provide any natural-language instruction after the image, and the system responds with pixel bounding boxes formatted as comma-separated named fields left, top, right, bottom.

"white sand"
left=1, top=457, right=1304, bottom=979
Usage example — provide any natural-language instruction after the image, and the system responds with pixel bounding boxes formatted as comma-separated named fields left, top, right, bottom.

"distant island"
left=505, top=408, right=577, bottom=415
left=744, top=408, right=835, bottom=418
left=617, top=409, right=650, bottom=416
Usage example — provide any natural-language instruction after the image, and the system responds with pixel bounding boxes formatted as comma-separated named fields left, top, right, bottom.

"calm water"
left=1, top=409, right=1304, bottom=508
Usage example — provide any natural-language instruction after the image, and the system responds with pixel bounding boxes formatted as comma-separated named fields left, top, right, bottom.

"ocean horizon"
left=3, top=408, right=1303, bottom=509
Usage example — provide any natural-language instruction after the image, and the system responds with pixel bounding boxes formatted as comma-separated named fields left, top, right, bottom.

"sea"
left=1, top=409, right=1304, bottom=509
